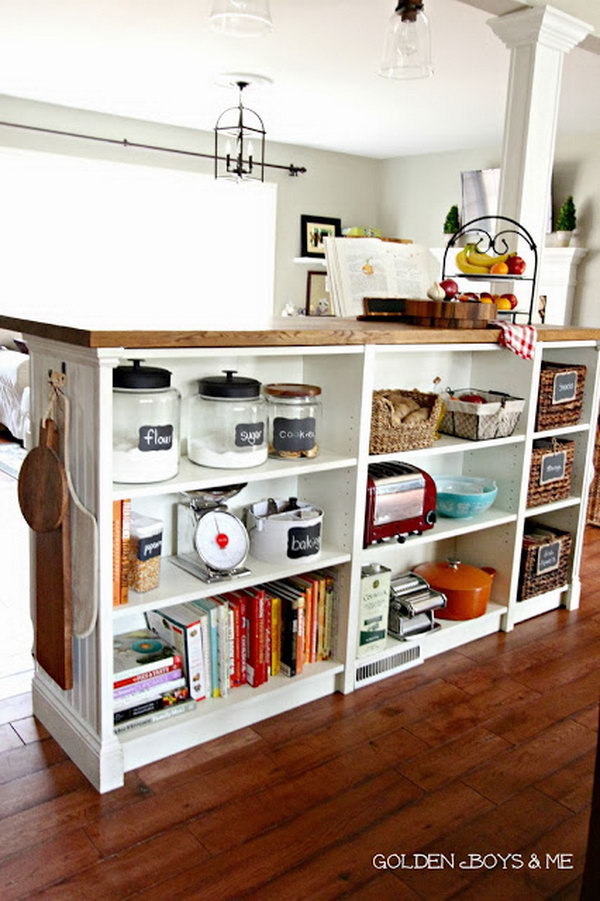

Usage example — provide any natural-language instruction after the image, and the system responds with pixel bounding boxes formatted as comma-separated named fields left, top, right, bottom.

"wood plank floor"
left=1, top=536, right=599, bottom=899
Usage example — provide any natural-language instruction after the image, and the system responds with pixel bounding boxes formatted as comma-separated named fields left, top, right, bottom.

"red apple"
left=460, top=393, right=487, bottom=403
left=440, top=278, right=459, bottom=299
left=506, top=254, right=526, bottom=275
left=480, top=292, right=494, bottom=301
left=459, top=292, right=479, bottom=302
left=501, top=293, right=518, bottom=310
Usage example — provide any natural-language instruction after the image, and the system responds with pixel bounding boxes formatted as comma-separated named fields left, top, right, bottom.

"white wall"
left=0, top=94, right=380, bottom=321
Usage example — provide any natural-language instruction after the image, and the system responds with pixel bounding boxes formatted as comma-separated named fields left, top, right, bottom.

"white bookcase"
left=24, top=332, right=599, bottom=792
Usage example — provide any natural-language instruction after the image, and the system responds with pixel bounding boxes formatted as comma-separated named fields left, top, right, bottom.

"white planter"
left=548, top=231, right=573, bottom=247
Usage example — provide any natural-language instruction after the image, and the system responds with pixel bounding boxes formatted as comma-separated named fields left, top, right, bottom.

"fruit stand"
left=441, top=215, right=539, bottom=324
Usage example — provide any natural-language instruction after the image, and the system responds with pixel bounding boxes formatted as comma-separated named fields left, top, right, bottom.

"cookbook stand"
left=441, top=215, right=539, bottom=325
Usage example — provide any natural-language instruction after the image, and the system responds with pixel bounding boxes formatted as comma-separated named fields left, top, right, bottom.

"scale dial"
left=193, top=509, right=249, bottom=573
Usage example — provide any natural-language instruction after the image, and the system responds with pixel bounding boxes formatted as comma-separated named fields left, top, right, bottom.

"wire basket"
left=369, top=389, right=442, bottom=454
left=535, top=362, right=586, bottom=431
left=439, top=389, right=525, bottom=441
left=527, top=438, right=575, bottom=508
left=518, top=523, right=572, bottom=601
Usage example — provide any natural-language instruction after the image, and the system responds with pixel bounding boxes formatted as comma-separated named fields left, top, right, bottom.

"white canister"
left=246, top=498, right=323, bottom=564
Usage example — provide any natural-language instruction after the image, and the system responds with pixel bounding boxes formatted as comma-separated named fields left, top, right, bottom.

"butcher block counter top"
left=1, top=314, right=599, bottom=348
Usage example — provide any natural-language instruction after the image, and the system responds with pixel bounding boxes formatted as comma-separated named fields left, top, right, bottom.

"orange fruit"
left=490, top=261, right=509, bottom=275
left=496, top=297, right=512, bottom=310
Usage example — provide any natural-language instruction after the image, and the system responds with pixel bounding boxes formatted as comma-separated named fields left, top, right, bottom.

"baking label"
left=536, top=540, right=561, bottom=575
left=235, top=421, right=265, bottom=448
left=138, top=425, right=173, bottom=452
left=552, top=371, right=577, bottom=405
left=539, top=450, right=567, bottom=486
left=137, top=535, right=162, bottom=561
left=287, top=523, right=321, bottom=559
left=273, top=416, right=316, bottom=452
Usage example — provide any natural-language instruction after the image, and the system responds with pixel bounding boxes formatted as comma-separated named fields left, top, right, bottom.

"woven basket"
left=535, top=362, right=586, bottom=431
left=587, top=422, right=600, bottom=526
left=518, top=523, right=572, bottom=601
left=527, top=438, right=575, bottom=508
left=439, top=389, right=525, bottom=441
left=369, top=389, right=442, bottom=454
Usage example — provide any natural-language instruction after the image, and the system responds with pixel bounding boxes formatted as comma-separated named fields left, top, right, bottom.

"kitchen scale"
left=172, top=485, right=251, bottom=583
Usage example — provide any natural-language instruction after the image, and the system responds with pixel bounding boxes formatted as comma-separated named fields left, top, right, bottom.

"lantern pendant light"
left=379, top=0, right=433, bottom=80
left=214, top=81, right=266, bottom=182
left=209, top=0, right=272, bottom=38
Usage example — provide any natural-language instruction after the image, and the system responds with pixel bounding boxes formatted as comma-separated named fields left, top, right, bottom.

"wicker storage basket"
left=535, top=362, right=586, bottom=431
left=526, top=438, right=575, bottom=508
left=369, top=389, right=443, bottom=454
left=518, top=523, right=572, bottom=601
left=586, top=421, right=600, bottom=526
left=439, top=389, right=525, bottom=441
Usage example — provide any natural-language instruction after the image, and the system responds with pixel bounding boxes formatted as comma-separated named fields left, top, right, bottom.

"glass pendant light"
left=209, top=0, right=272, bottom=38
left=379, top=1, right=433, bottom=80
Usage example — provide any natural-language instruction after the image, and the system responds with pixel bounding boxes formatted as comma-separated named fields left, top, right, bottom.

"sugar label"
left=235, top=421, right=265, bottom=448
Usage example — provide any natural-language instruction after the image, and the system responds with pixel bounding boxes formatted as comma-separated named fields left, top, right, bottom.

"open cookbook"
left=324, top=237, right=439, bottom=318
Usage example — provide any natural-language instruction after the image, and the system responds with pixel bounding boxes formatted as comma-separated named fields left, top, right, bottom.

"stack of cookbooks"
left=113, top=629, right=193, bottom=733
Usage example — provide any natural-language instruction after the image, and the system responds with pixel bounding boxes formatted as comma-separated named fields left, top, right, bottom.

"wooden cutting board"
left=18, top=419, right=73, bottom=689
left=360, top=297, right=497, bottom=329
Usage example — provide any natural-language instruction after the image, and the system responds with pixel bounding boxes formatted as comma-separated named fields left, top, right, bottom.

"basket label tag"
left=537, top=540, right=561, bottom=575
left=540, top=450, right=567, bottom=486
left=552, top=371, right=577, bottom=405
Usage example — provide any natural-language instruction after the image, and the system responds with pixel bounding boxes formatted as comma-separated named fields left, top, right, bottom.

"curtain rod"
left=0, top=119, right=307, bottom=177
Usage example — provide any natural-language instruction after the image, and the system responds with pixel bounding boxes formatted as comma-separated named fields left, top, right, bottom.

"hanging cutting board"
left=18, top=419, right=73, bottom=689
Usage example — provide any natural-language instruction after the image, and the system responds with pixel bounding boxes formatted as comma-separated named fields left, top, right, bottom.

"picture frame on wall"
left=305, top=271, right=334, bottom=316
left=300, top=214, right=342, bottom=258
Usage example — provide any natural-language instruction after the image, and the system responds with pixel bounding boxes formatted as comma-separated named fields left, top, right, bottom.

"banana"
left=455, top=247, right=490, bottom=275
left=466, top=245, right=510, bottom=268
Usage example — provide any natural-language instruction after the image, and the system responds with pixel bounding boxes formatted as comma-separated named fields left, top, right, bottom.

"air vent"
left=355, top=645, right=421, bottom=688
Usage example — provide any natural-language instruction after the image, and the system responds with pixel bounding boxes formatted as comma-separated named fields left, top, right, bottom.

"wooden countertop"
left=1, top=314, right=599, bottom=349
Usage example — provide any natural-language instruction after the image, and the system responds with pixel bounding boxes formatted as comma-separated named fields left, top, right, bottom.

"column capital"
left=489, top=4, right=592, bottom=54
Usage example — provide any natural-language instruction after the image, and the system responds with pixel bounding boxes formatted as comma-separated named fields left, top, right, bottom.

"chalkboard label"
left=137, top=535, right=162, bottom=561
left=287, top=523, right=321, bottom=559
left=552, top=371, right=578, bottom=405
left=536, top=540, right=561, bottom=575
left=273, top=416, right=316, bottom=452
left=138, top=425, right=173, bottom=452
left=540, top=450, right=567, bottom=486
left=235, top=421, right=265, bottom=448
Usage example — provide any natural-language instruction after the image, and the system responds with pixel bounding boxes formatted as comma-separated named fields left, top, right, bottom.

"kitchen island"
left=4, top=313, right=599, bottom=792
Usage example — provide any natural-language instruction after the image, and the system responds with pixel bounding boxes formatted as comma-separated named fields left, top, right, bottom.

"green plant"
left=443, top=205, right=460, bottom=234
left=555, top=196, right=576, bottom=232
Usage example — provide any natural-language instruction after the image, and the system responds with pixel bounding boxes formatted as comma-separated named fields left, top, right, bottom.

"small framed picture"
left=300, top=214, right=342, bottom=258
left=306, top=271, right=333, bottom=316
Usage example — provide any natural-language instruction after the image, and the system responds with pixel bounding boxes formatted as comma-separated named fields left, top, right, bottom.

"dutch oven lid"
left=113, top=359, right=171, bottom=389
left=199, top=370, right=261, bottom=399
left=414, top=559, right=495, bottom=591
left=264, top=382, right=321, bottom=398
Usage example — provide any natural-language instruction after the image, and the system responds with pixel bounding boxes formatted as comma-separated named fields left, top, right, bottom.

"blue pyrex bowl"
left=434, top=476, right=498, bottom=518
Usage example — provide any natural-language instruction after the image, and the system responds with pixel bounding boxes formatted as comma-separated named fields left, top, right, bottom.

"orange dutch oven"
left=414, top=558, right=496, bottom=620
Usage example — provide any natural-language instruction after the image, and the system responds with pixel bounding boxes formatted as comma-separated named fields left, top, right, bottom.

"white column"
left=489, top=5, right=591, bottom=318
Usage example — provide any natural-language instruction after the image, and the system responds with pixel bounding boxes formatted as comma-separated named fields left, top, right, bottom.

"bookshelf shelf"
left=113, top=546, right=352, bottom=619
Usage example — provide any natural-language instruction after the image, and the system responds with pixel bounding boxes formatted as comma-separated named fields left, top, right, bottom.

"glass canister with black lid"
left=264, top=383, right=322, bottom=458
left=189, top=370, right=268, bottom=469
left=113, top=360, right=181, bottom=483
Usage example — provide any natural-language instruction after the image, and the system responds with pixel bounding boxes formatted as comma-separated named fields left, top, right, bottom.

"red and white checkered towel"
left=492, top=320, right=536, bottom=360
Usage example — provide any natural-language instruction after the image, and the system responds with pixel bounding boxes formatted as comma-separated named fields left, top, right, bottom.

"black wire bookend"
left=441, top=215, right=539, bottom=325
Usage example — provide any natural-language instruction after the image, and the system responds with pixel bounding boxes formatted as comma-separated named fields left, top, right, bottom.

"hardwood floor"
left=1, top=536, right=599, bottom=899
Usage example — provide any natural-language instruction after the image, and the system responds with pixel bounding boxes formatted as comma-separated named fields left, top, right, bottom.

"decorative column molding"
left=488, top=5, right=592, bottom=322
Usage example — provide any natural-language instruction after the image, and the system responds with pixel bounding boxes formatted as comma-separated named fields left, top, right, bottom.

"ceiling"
left=0, top=0, right=598, bottom=158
